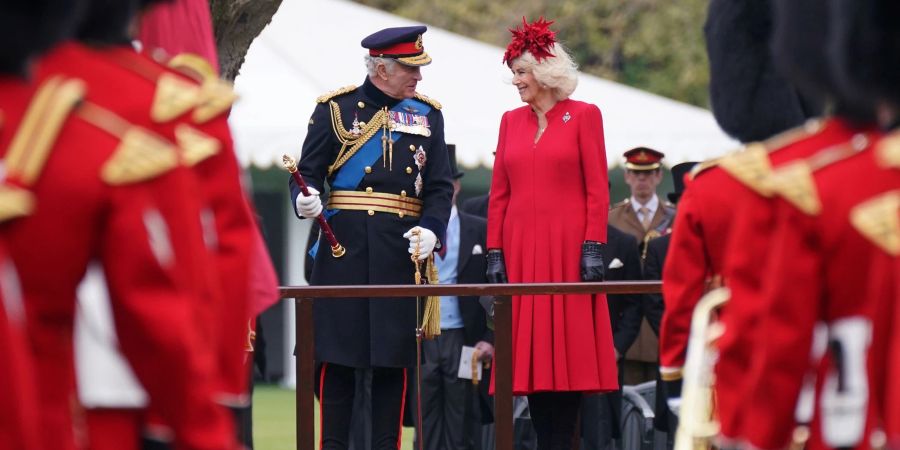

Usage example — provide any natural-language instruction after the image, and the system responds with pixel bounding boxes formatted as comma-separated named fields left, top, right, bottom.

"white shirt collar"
left=630, top=194, right=659, bottom=216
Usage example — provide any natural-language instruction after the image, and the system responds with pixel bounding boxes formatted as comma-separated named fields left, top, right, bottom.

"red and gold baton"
left=282, top=154, right=345, bottom=258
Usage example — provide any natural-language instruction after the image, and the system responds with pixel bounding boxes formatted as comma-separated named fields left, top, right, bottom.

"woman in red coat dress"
left=485, top=17, right=618, bottom=450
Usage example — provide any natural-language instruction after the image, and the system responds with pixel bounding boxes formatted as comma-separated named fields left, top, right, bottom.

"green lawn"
left=252, top=384, right=415, bottom=450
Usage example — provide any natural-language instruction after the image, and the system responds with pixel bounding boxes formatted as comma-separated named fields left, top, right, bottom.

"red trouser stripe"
left=397, top=368, right=407, bottom=450
left=319, top=362, right=327, bottom=450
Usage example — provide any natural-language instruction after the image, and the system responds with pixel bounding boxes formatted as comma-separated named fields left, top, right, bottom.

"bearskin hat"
left=705, top=0, right=821, bottom=143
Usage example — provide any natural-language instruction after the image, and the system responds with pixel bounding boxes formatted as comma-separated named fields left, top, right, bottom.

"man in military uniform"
left=609, top=147, right=676, bottom=255
left=607, top=147, right=675, bottom=383
left=290, top=25, right=452, bottom=449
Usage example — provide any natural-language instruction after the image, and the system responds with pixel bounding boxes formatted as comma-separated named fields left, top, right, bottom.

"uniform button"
left=399, top=211, right=405, bottom=218
left=365, top=166, right=372, bottom=174
left=368, top=210, right=375, bottom=216
left=409, top=145, right=416, bottom=151
left=357, top=101, right=365, bottom=109
left=359, top=121, right=366, bottom=127
left=400, top=190, right=407, bottom=197
left=365, top=187, right=373, bottom=194
left=406, top=167, right=413, bottom=174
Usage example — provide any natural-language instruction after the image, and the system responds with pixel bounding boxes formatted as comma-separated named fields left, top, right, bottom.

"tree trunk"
left=209, top=0, right=284, bottom=81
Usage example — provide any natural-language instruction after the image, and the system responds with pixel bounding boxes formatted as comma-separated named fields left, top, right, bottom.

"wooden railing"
left=281, top=281, right=663, bottom=450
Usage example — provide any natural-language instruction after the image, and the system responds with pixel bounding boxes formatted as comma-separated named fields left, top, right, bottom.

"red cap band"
left=368, top=41, right=421, bottom=57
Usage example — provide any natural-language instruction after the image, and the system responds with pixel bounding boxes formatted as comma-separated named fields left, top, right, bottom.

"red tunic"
left=658, top=164, right=736, bottom=378
left=881, top=253, right=900, bottom=447
left=714, top=118, right=873, bottom=440
left=487, top=98, right=616, bottom=394
left=38, top=42, right=256, bottom=401
left=744, top=132, right=899, bottom=450
left=0, top=242, right=40, bottom=450
left=0, top=74, right=236, bottom=450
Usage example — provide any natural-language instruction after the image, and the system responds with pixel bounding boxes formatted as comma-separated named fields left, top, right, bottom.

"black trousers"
left=527, top=392, right=582, bottom=450
left=317, top=362, right=407, bottom=450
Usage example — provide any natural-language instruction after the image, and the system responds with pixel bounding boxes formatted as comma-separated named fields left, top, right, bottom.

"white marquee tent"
left=228, top=0, right=739, bottom=171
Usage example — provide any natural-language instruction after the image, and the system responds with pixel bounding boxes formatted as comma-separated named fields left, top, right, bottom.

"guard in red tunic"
left=0, top=6, right=238, bottom=447
left=739, top=0, right=900, bottom=447
left=712, top=0, right=880, bottom=442
left=657, top=0, right=817, bottom=415
left=33, top=3, right=256, bottom=446
left=0, top=76, right=237, bottom=450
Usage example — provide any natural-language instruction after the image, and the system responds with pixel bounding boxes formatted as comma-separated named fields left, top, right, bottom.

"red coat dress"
left=487, top=98, right=617, bottom=395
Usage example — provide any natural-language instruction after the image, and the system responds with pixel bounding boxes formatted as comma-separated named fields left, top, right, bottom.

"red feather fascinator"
left=502, top=16, right=557, bottom=65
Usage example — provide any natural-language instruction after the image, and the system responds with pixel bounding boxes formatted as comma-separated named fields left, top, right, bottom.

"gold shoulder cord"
left=327, top=101, right=389, bottom=176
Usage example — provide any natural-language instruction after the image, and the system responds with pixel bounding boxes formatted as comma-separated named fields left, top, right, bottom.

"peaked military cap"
left=361, top=25, right=432, bottom=66
left=623, top=146, right=665, bottom=171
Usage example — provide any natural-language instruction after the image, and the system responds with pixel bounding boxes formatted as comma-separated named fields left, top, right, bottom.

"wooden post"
left=493, top=295, right=513, bottom=450
left=296, top=298, right=315, bottom=450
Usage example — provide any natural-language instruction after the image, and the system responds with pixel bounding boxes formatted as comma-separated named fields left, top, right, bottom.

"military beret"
left=623, top=147, right=665, bottom=171
left=361, top=25, right=432, bottom=66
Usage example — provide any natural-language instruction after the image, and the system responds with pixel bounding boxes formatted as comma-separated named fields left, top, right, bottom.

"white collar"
left=630, top=194, right=659, bottom=215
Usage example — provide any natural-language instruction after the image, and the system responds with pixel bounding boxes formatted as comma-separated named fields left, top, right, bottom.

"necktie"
left=639, top=206, right=652, bottom=230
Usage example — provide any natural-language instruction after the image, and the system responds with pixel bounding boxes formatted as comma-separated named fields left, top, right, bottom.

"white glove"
left=403, top=226, right=437, bottom=261
left=295, top=187, right=323, bottom=219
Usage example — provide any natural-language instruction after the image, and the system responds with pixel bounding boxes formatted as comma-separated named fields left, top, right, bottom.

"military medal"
left=389, top=110, right=431, bottom=137
left=563, top=111, right=571, bottom=123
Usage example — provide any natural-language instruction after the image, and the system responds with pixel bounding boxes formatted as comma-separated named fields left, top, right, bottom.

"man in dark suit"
left=581, top=224, right=643, bottom=450
left=460, top=193, right=489, bottom=219
left=642, top=161, right=695, bottom=448
left=416, top=145, right=493, bottom=450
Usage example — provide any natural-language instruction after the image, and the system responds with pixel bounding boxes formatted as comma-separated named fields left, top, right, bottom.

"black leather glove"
left=485, top=249, right=508, bottom=284
left=580, top=241, right=605, bottom=282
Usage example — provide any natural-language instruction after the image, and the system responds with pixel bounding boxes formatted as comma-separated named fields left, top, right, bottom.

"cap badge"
left=562, top=111, right=571, bottom=123
left=415, top=34, right=423, bottom=50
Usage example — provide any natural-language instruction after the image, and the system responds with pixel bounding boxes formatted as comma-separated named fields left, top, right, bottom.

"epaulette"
left=610, top=198, right=630, bottom=210
left=163, top=54, right=237, bottom=124
left=192, top=78, right=238, bottom=124
left=717, top=143, right=774, bottom=197
left=5, top=76, right=85, bottom=186
left=316, top=85, right=357, bottom=103
left=414, top=92, right=442, bottom=110
left=850, top=190, right=900, bottom=256
left=76, top=102, right=180, bottom=185
left=167, top=53, right=218, bottom=83
left=688, top=158, right=720, bottom=180
left=714, top=119, right=827, bottom=196
left=153, top=72, right=202, bottom=123
left=876, top=130, right=900, bottom=168
left=769, top=130, right=876, bottom=215
left=175, top=124, right=221, bottom=166
left=767, top=160, right=820, bottom=215
left=0, top=186, right=35, bottom=222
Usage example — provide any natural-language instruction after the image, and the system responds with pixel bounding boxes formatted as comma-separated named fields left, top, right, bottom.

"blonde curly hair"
left=511, top=43, right=579, bottom=100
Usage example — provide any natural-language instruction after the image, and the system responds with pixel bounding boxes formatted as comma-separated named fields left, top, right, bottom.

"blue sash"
left=310, top=97, right=432, bottom=258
